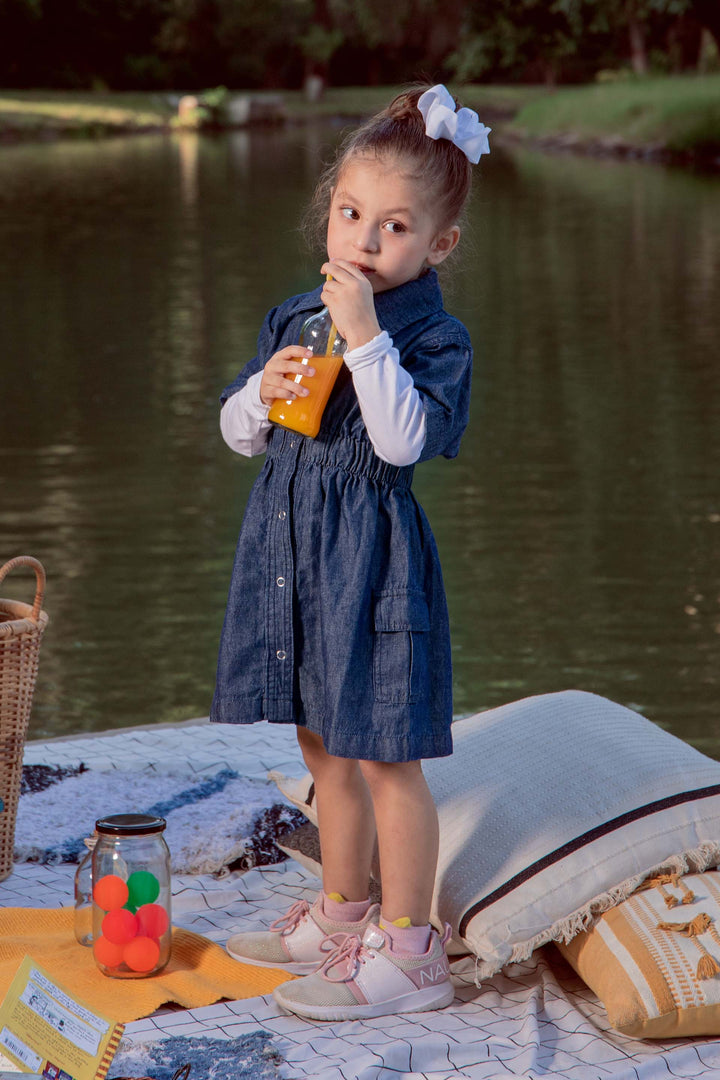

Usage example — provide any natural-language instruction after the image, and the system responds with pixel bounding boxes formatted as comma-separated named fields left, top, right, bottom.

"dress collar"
left=374, top=270, right=444, bottom=337
left=298, top=269, right=444, bottom=338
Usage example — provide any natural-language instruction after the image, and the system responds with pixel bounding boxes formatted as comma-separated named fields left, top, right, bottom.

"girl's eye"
left=384, top=221, right=406, bottom=234
left=341, top=206, right=358, bottom=220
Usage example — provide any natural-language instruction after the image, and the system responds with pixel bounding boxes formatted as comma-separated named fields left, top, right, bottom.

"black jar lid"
left=95, top=813, right=167, bottom=835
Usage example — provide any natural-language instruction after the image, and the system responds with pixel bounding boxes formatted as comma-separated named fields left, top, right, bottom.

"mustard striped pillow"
left=558, top=871, right=720, bottom=1037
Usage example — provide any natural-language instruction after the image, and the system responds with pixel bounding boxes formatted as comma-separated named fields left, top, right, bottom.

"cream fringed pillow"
left=557, top=871, right=720, bottom=1037
left=272, top=691, right=720, bottom=976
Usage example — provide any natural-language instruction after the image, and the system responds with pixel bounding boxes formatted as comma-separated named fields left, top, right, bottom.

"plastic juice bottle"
left=268, top=306, right=346, bottom=439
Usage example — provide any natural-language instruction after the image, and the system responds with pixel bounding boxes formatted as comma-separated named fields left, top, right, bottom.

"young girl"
left=211, top=84, right=490, bottom=1021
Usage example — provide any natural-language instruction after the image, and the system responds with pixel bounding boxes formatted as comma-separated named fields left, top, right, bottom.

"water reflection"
left=1, top=130, right=718, bottom=751
left=431, top=147, right=720, bottom=750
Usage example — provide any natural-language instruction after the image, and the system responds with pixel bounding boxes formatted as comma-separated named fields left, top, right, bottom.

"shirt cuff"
left=220, top=371, right=271, bottom=457
left=343, top=330, right=393, bottom=370
left=244, top=371, right=271, bottom=419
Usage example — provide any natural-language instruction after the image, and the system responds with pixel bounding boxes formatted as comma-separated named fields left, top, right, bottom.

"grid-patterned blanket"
left=10, top=720, right=720, bottom=1080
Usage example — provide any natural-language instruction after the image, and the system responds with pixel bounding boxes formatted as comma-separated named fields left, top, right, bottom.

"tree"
left=157, top=0, right=308, bottom=87
left=298, top=0, right=344, bottom=97
left=448, top=0, right=584, bottom=84
left=577, top=0, right=692, bottom=75
left=690, top=0, right=720, bottom=53
left=448, top=0, right=708, bottom=84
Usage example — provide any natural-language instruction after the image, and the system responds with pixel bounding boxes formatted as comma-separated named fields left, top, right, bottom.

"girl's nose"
left=355, top=225, right=379, bottom=253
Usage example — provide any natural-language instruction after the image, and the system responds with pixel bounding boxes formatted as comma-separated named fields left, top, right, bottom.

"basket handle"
left=0, top=556, right=46, bottom=622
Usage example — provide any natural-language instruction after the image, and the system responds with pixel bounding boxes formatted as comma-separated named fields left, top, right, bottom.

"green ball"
left=127, top=870, right=160, bottom=907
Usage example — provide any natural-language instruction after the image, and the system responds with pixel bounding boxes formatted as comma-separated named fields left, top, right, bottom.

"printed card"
left=0, top=956, right=123, bottom=1080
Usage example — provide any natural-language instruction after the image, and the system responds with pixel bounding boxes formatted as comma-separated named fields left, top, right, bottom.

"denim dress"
left=210, top=270, right=472, bottom=762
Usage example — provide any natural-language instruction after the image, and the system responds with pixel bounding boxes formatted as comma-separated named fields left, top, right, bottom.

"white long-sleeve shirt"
left=219, top=330, right=426, bottom=466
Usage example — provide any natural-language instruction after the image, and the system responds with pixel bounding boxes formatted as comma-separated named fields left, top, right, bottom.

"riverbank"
left=505, top=73, right=720, bottom=165
left=0, top=84, right=542, bottom=140
left=0, top=84, right=539, bottom=143
left=1, top=76, right=718, bottom=166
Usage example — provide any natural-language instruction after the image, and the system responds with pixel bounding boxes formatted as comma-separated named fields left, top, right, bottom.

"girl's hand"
left=259, top=346, right=315, bottom=407
left=321, top=260, right=381, bottom=352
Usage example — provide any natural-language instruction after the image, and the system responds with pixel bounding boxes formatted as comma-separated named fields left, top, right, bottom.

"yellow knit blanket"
left=0, top=908, right=292, bottom=1022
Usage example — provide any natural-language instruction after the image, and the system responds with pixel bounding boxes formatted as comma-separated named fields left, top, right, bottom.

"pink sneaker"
left=273, top=922, right=454, bottom=1020
left=226, top=897, right=380, bottom=975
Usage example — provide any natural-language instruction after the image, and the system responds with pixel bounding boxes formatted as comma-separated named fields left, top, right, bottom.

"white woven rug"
left=15, top=765, right=302, bottom=874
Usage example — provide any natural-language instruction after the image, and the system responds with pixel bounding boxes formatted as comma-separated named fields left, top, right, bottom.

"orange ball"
left=123, top=936, right=160, bottom=973
left=93, top=934, right=125, bottom=968
left=136, top=903, right=169, bottom=939
left=92, top=874, right=129, bottom=912
left=102, top=907, right=139, bottom=945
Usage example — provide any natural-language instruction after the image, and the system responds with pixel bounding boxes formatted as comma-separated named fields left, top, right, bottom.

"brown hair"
left=303, top=85, right=473, bottom=252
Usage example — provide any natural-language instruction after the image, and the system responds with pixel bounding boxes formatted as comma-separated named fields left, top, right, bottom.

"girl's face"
left=326, top=155, right=459, bottom=294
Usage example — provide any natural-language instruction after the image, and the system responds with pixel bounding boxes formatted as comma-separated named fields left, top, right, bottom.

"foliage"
left=299, top=25, right=344, bottom=67
left=449, top=1, right=582, bottom=84
left=448, top=0, right=710, bottom=83
left=0, top=0, right=718, bottom=88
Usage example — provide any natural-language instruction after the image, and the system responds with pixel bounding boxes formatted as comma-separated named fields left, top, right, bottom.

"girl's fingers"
left=271, top=382, right=308, bottom=399
left=322, top=260, right=369, bottom=284
left=278, top=360, right=315, bottom=377
left=262, top=375, right=310, bottom=402
left=261, top=348, right=315, bottom=404
left=271, top=346, right=314, bottom=366
left=267, top=352, right=315, bottom=377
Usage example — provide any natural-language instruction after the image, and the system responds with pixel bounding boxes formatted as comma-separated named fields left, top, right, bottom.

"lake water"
left=1, top=126, right=719, bottom=752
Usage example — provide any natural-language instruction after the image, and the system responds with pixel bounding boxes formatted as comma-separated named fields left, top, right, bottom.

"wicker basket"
left=0, top=556, right=49, bottom=881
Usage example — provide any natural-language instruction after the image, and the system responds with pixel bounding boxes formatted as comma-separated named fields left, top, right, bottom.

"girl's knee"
left=359, top=758, right=423, bottom=794
left=297, top=727, right=359, bottom=781
left=296, top=726, right=323, bottom=763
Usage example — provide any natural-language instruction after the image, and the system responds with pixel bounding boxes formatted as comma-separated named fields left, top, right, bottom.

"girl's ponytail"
left=304, top=85, right=482, bottom=251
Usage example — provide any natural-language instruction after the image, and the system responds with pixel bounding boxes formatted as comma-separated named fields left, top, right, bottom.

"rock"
left=225, top=93, right=286, bottom=127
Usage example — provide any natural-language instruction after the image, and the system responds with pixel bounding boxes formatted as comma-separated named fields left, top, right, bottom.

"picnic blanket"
left=147, top=859, right=720, bottom=1080
left=13, top=720, right=720, bottom=1079
left=0, top=907, right=291, bottom=1021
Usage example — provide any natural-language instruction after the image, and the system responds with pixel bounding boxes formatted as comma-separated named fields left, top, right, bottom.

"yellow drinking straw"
left=326, top=274, right=339, bottom=355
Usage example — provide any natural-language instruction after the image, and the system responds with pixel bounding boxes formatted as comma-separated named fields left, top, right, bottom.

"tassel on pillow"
left=638, top=871, right=697, bottom=909
left=658, top=912, right=720, bottom=980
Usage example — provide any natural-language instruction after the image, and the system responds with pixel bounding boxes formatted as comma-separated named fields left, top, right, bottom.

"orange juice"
left=268, top=352, right=345, bottom=438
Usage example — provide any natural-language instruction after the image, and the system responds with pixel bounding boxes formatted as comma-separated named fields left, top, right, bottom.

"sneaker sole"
left=225, top=946, right=321, bottom=975
left=273, top=981, right=455, bottom=1021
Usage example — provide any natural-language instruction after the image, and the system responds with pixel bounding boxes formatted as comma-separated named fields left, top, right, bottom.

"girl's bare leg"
left=358, top=758, right=438, bottom=926
left=296, top=727, right=376, bottom=902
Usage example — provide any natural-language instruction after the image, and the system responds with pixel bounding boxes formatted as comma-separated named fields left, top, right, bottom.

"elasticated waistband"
left=267, top=428, right=414, bottom=490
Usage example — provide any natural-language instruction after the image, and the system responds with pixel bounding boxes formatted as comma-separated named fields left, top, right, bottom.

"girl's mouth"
left=353, top=263, right=375, bottom=275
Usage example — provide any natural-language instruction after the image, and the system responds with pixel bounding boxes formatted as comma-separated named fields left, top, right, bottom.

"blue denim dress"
left=210, top=270, right=472, bottom=762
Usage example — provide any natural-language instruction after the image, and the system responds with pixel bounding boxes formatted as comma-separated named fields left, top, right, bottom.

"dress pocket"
left=372, top=590, right=430, bottom=705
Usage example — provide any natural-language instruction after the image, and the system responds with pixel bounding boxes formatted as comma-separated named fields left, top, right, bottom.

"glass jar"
left=74, top=836, right=97, bottom=946
left=91, top=813, right=171, bottom=978
left=267, top=307, right=347, bottom=439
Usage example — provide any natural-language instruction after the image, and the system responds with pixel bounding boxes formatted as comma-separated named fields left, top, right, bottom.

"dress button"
left=290, top=441, right=296, bottom=449
left=276, top=649, right=287, bottom=660
left=276, top=577, right=285, bottom=587
left=278, top=510, right=286, bottom=520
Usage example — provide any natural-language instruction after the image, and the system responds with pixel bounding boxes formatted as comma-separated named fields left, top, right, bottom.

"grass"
left=0, top=77, right=718, bottom=161
left=0, top=84, right=549, bottom=138
left=0, top=90, right=175, bottom=136
left=281, top=83, right=548, bottom=121
left=509, top=73, right=720, bottom=158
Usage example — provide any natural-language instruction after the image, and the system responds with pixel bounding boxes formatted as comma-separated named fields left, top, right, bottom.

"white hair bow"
left=417, top=84, right=491, bottom=164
